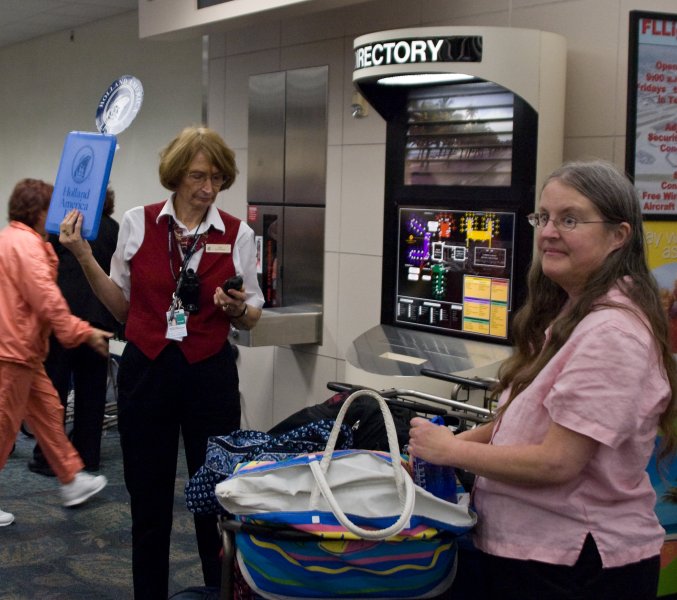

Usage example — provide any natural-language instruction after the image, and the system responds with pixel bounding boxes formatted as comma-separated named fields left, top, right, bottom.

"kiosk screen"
left=405, top=82, right=515, bottom=187
left=395, top=206, right=516, bottom=340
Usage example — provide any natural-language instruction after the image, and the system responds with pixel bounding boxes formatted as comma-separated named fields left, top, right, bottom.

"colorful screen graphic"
left=395, top=207, right=516, bottom=339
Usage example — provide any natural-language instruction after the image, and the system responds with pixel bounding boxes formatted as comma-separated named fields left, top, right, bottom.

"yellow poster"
left=644, top=221, right=677, bottom=353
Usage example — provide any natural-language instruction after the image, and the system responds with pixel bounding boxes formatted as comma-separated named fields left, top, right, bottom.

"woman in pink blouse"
left=409, top=160, right=677, bottom=600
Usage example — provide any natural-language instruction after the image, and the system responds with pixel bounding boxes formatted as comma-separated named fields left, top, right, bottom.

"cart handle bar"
left=326, top=382, right=493, bottom=418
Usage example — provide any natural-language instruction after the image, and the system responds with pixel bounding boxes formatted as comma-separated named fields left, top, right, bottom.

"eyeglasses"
left=186, top=171, right=226, bottom=188
left=527, top=212, right=612, bottom=232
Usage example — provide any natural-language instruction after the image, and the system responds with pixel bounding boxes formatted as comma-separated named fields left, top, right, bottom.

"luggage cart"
left=215, top=380, right=494, bottom=600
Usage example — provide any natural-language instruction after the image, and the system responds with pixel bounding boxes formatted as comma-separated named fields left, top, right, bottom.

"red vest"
left=125, top=202, right=239, bottom=363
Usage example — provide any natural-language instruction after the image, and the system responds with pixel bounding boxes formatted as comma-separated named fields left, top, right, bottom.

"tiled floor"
left=0, top=428, right=204, bottom=599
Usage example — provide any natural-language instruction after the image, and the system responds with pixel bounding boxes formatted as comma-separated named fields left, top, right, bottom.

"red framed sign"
left=626, top=10, right=677, bottom=218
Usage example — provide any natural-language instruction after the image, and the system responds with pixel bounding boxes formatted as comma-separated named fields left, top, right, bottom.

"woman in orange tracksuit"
left=0, top=178, right=111, bottom=526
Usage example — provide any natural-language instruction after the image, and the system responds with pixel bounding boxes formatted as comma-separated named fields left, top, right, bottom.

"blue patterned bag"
left=234, top=528, right=458, bottom=599
left=216, top=390, right=476, bottom=599
left=185, top=420, right=353, bottom=515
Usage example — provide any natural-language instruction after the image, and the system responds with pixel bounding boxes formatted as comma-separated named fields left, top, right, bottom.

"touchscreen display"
left=395, top=207, right=516, bottom=339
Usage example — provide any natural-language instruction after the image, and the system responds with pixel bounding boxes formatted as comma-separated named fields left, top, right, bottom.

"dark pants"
left=34, top=335, right=109, bottom=469
left=475, top=534, right=660, bottom=600
left=117, top=342, right=240, bottom=600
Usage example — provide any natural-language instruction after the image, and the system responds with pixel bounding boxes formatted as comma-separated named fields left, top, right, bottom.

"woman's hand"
left=409, top=416, right=598, bottom=486
left=213, top=285, right=261, bottom=330
left=408, top=416, right=457, bottom=466
left=214, top=286, right=246, bottom=317
left=86, top=328, right=114, bottom=357
left=60, top=209, right=92, bottom=261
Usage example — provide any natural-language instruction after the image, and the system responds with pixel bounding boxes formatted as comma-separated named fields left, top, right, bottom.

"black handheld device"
left=222, top=274, right=243, bottom=297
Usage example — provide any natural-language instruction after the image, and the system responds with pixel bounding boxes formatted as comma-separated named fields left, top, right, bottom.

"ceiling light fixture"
left=377, top=73, right=475, bottom=86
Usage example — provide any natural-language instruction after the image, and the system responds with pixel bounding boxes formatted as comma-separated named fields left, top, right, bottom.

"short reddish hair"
left=8, top=178, right=53, bottom=228
left=159, top=126, right=238, bottom=192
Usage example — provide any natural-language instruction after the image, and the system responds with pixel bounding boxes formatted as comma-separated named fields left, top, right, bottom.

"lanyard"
left=168, top=217, right=206, bottom=279
left=167, top=213, right=207, bottom=319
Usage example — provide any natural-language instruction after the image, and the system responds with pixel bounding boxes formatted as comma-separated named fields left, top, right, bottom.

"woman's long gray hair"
left=495, top=160, right=677, bottom=463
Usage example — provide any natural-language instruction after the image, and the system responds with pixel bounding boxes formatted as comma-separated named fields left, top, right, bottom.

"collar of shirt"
left=10, top=220, right=44, bottom=239
left=155, top=196, right=226, bottom=234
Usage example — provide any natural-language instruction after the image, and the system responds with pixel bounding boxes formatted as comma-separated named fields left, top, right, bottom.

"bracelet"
left=234, top=304, right=248, bottom=319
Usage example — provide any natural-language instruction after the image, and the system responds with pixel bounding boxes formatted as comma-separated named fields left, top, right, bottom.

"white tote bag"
left=216, top=389, right=476, bottom=540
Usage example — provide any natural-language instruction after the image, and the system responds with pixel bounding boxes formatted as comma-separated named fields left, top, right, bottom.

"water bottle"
left=410, top=416, right=458, bottom=504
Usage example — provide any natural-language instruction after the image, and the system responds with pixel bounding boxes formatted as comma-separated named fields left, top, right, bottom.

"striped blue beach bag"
left=216, top=390, right=476, bottom=599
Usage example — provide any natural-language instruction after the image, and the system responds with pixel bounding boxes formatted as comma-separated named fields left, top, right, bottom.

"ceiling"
left=0, top=0, right=138, bottom=51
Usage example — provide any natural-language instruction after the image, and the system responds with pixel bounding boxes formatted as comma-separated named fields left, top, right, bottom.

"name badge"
left=206, top=243, right=231, bottom=253
left=166, top=309, right=188, bottom=340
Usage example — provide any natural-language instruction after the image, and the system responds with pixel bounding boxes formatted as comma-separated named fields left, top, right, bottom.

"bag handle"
left=308, top=388, right=415, bottom=540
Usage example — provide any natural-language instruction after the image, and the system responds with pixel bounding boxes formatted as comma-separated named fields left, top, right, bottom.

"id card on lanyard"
left=166, top=306, right=187, bottom=340
left=166, top=215, right=205, bottom=341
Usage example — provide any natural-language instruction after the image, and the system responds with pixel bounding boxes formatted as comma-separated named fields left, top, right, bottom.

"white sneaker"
left=0, top=509, right=15, bottom=526
left=61, top=472, right=107, bottom=507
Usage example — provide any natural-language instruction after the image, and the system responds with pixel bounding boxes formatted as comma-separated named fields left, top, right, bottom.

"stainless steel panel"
left=245, top=67, right=327, bottom=347
left=346, top=324, right=512, bottom=377
left=231, top=304, right=323, bottom=346
left=282, top=206, right=324, bottom=305
left=285, top=66, right=328, bottom=206
left=247, top=72, right=285, bottom=204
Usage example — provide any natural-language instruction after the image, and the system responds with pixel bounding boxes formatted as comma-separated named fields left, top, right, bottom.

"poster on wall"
left=627, top=11, right=677, bottom=217
left=645, top=221, right=677, bottom=353
left=628, top=11, right=677, bottom=355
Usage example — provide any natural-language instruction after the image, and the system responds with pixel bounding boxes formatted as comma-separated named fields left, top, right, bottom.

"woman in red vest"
left=60, top=126, right=264, bottom=599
